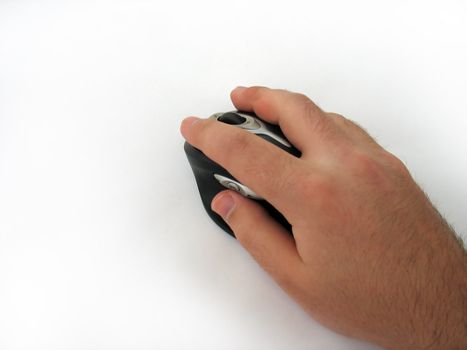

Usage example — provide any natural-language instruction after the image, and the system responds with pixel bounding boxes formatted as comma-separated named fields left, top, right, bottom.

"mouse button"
left=217, top=112, right=246, bottom=125
left=237, top=113, right=261, bottom=130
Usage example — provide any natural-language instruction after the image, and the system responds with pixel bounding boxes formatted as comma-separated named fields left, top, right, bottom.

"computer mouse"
left=184, top=111, right=301, bottom=237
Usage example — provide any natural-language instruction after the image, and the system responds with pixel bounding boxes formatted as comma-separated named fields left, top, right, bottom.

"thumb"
left=211, top=190, right=303, bottom=287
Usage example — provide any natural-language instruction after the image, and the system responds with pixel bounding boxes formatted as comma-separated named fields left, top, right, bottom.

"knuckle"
left=240, top=86, right=275, bottom=118
left=311, top=115, right=332, bottom=136
left=328, top=112, right=348, bottom=126
left=294, top=92, right=311, bottom=103
left=347, top=150, right=400, bottom=189
left=349, top=150, right=382, bottom=175
left=297, top=93, right=320, bottom=115
left=254, top=94, right=274, bottom=116
left=245, top=86, right=268, bottom=102
left=381, top=151, right=411, bottom=178
left=350, top=121, right=375, bottom=141
left=294, top=98, right=331, bottom=136
left=330, top=112, right=360, bottom=134
left=351, top=149, right=410, bottom=181
left=250, top=90, right=276, bottom=117
left=329, top=113, right=378, bottom=145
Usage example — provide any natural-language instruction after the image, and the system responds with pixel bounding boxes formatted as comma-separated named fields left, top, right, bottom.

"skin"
left=180, top=86, right=467, bottom=349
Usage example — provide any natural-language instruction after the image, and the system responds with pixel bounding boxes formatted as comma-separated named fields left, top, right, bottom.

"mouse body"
left=184, top=111, right=300, bottom=237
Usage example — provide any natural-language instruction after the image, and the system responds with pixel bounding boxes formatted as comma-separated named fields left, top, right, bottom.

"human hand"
left=180, top=86, right=467, bottom=349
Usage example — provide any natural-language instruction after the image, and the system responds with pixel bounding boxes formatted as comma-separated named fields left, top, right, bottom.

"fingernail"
left=212, top=193, right=235, bottom=220
left=182, top=116, right=200, bottom=128
left=234, top=86, right=247, bottom=93
left=180, top=117, right=200, bottom=137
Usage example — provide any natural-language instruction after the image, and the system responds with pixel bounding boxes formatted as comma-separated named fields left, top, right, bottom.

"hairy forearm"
left=408, top=219, right=467, bottom=350
left=432, top=230, right=467, bottom=350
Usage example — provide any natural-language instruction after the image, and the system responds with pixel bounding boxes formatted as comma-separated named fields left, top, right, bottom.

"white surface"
left=0, top=1, right=466, bottom=349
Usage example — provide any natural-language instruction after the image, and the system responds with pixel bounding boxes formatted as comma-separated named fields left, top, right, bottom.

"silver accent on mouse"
left=210, top=111, right=292, bottom=148
left=213, top=174, right=263, bottom=200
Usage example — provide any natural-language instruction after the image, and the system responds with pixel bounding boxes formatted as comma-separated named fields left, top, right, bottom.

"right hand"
left=181, top=86, right=467, bottom=349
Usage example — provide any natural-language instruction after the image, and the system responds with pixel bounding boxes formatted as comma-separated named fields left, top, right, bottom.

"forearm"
left=430, top=229, right=467, bottom=350
left=404, top=217, right=467, bottom=350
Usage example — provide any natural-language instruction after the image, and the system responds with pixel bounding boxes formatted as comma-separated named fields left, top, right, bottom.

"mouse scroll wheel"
left=217, top=112, right=246, bottom=125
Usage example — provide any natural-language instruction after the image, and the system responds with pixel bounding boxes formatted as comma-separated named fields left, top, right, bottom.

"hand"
left=180, top=86, right=467, bottom=349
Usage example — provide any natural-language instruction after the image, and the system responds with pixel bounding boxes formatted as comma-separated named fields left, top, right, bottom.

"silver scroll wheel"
left=209, top=111, right=292, bottom=148
left=213, top=174, right=263, bottom=200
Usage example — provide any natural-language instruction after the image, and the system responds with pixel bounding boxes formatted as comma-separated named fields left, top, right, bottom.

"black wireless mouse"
left=184, top=111, right=301, bottom=237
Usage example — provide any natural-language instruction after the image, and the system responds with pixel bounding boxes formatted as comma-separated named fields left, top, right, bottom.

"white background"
left=0, top=1, right=466, bottom=349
